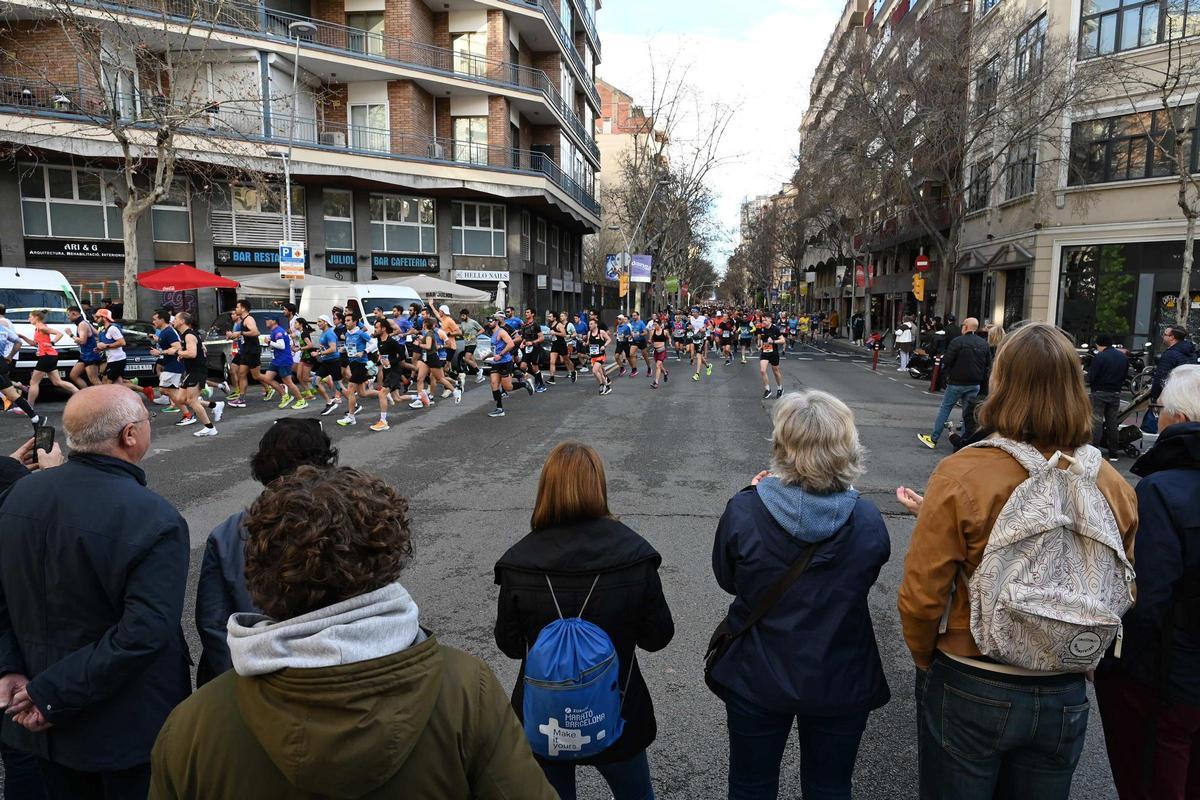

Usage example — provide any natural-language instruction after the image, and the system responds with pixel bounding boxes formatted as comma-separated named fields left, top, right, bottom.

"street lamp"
left=608, top=178, right=669, bottom=316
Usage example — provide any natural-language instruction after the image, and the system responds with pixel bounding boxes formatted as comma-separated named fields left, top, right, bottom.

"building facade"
left=0, top=0, right=603, bottom=316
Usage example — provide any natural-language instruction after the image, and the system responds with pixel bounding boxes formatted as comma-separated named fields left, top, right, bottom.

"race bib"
left=524, top=345, right=534, bottom=354
left=722, top=331, right=730, bottom=338
left=762, top=343, right=774, bottom=353
left=589, top=344, right=601, bottom=355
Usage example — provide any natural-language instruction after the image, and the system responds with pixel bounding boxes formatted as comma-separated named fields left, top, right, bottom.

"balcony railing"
left=572, top=0, right=601, bottom=56
left=58, top=0, right=600, bottom=161
left=497, top=0, right=600, bottom=109
left=0, top=76, right=600, bottom=217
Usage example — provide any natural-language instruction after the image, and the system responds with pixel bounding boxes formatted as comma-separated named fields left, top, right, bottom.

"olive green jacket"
left=149, top=634, right=555, bottom=799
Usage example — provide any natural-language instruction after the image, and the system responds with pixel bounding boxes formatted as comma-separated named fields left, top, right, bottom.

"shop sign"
left=456, top=269, right=510, bottom=282
left=25, top=238, right=124, bottom=261
left=371, top=253, right=438, bottom=272
left=278, top=241, right=305, bottom=281
left=214, top=246, right=298, bottom=267
left=326, top=251, right=357, bottom=268
left=552, top=277, right=563, bottom=291
left=537, top=274, right=548, bottom=289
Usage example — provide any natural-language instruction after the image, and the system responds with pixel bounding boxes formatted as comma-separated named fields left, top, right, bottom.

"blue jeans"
left=724, top=689, right=868, bottom=800
left=1, top=744, right=46, bottom=800
left=932, top=384, right=980, bottom=441
left=915, top=655, right=1089, bottom=800
left=539, top=750, right=654, bottom=800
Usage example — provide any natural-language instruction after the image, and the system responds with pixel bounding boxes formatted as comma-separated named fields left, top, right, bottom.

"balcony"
left=567, top=0, right=601, bottom=58
left=40, top=0, right=600, bottom=162
left=497, top=0, right=600, bottom=109
left=0, top=76, right=600, bottom=218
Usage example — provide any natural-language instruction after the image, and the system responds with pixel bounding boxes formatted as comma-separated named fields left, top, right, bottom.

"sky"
left=595, top=0, right=845, bottom=272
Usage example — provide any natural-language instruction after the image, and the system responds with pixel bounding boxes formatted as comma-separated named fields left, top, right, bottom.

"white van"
left=0, top=267, right=84, bottom=376
left=298, top=283, right=423, bottom=322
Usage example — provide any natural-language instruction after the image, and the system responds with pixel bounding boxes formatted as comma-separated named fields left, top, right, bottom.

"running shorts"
left=348, top=362, right=370, bottom=384
left=34, top=355, right=59, bottom=373
left=159, top=371, right=184, bottom=388
left=316, top=360, right=341, bottom=380
left=551, top=339, right=568, bottom=355
left=236, top=345, right=261, bottom=367
left=654, top=350, right=669, bottom=363
left=268, top=363, right=294, bottom=380
left=491, top=360, right=514, bottom=377
left=760, top=351, right=780, bottom=366
left=182, top=369, right=206, bottom=388
left=104, top=360, right=126, bottom=381
left=616, top=342, right=631, bottom=355
left=383, top=369, right=407, bottom=390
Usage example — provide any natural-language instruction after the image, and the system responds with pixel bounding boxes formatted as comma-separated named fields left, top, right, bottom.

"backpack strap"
left=967, top=437, right=1051, bottom=475
left=544, top=574, right=601, bottom=621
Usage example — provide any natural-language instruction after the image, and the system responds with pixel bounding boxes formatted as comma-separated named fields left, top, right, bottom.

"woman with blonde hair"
left=898, top=322, right=1138, bottom=799
left=494, top=441, right=674, bottom=799
left=710, top=390, right=891, bottom=799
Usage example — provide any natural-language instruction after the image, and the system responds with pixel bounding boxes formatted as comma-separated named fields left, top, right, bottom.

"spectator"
left=852, top=312, right=865, bottom=346
left=918, top=317, right=989, bottom=449
left=194, top=418, right=338, bottom=686
left=711, top=390, right=890, bottom=800
left=0, top=385, right=191, bottom=800
left=494, top=442, right=674, bottom=800
left=152, top=466, right=555, bottom=799
left=898, top=323, right=1138, bottom=800
left=894, top=315, right=916, bottom=372
left=958, top=322, right=1006, bottom=444
left=1095, top=364, right=1200, bottom=799
left=1088, top=333, right=1129, bottom=461
left=1145, top=326, right=1197, bottom=434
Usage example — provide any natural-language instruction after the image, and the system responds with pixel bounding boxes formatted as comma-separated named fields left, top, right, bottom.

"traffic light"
left=912, top=273, right=926, bottom=302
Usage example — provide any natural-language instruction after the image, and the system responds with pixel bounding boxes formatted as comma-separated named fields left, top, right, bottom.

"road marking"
left=888, top=377, right=899, bottom=382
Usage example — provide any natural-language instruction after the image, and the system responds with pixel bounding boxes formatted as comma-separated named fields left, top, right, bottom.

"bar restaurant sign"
left=214, top=247, right=308, bottom=268
left=26, top=238, right=124, bottom=261
left=371, top=253, right=438, bottom=272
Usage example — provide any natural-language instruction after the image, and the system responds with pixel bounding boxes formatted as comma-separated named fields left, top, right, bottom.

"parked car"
left=111, top=320, right=166, bottom=384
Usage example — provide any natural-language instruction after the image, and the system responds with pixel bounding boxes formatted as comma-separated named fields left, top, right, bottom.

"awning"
left=136, top=263, right=239, bottom=291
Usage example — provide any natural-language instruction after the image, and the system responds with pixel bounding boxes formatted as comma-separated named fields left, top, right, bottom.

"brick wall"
left=432, top=12, right=450, bottom=50
left=531, top=124, right=559, bottom=154
left=322, top=82, right=348, bottom=130
left=533, top=52, right=559, bottom=88
left=487, top=95, right=509, bottom=167
left=518, top=117, right=533, bottom=169
left=518, top=40, right=532, bottom=69
left=0, top=22, right=89, bottom=87
left=434, top=96, right=451, bottom=140
left=485, top=10, right=509, bottom=82
left=384, top=0, right=434, bottom=59
left=388, top=79, right=434, bottom=156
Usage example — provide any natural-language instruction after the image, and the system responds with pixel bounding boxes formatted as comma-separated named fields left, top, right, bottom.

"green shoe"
left=264, top=387, right=276, bottom=402
left=201, top=386, right=213, bottom=399
left=163, top=405, right=182, bottom=414
left=278, top=394, right=295, bottom=409
left=706, top=364, right=712, bottom=376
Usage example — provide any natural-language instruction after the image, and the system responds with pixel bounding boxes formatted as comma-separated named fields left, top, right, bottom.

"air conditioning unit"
left=319, top=131, right=346, bottom=147
left=428, top=142, right=445, bottom=159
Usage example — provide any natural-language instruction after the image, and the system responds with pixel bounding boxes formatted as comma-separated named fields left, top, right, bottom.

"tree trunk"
left=121, top=205, right=140, bottom=319
left=1179, top=212, right=1196, bottom=330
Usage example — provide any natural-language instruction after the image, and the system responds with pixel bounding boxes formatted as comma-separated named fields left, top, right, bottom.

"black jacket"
left=1088, top=346, right=1129, bottom=393
left=1152, top=340, right=1197, bottom=398
left=942, top=331, right=990, bottom=386
left=195, top=510, right=259, bottom=687
left=0, top=453, right=192, bottom=771
left=494, top=517, right=674, bottom=765
left=1099, top=422, right=1200, bottom=704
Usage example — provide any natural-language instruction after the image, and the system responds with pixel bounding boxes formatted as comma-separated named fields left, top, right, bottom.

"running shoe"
left=651, top=382, right=659, bottom=389
left=226, top=390, right=241, bottom=401
left=600, top=384, right=613, bottom=396
left=350, top=404, right=363, bottom=415
left=570, top=371, right=577, bottom=383
left=475, top=374, right=486, bottom=383
left=917, top=434, right=936, bottom=449
left=370, top=420, right=390, bottom=431
left=441, top=389, right=453, bottom=399
left=457, top=373, right=465, bottom=390
left=211, top=401, right=225, bottom=423
left=1, top=396, right=10, bottom=412
left=228, top=398, right=247, bottom=409
left=453, top=388, right=462, bottom=404
left=706, top=364, right=713, bottom=376
left=163, top=405, right=182, bottom=414
left=218, top=381, right=232, bottom=395
left=631, top=369, right=638, bottom=377
left=763, top=389, right=771, bottom=399
left=263, top=387, right=276, bottom=402
left=320, top=401, right=340, bottom=416
left=175, top=416, right=198, bottom=427
left=618, top=367, right=626, bottom=377
left=776, top=388, right=783, bottom=399
left=278, top=394, right=295, bottom=409
left=202, top=386, right=214, bottom=400
left=692, top=373, right=699, bottom=381
left=408, top=399, right=425, bottom=409
left=663, top=372, right=669, bottom=382
left=535, top=385, right=547, bottom=394
left=546, top=376, right=557, bottom=384
left=488, top=407, right=506, bottom=417
left=193, top=426, right=218, bottom=437
left=501, top=391, right=509, bottom=399
left=292, top=400, right=309, bottom=410
left=152, top=395, right=171, bottom=406
left=336, top=415, right=356, bottom=426
left=725, top=360, right=732, bottom=366
left=524, top=381, right=534, bottom=396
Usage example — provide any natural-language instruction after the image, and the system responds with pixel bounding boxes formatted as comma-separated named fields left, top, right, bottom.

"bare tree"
left=0, top=0, right=290, bottom=315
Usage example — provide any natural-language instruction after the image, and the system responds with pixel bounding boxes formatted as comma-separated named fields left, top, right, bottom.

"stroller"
left=1114, top=388, right=1156, bottom=458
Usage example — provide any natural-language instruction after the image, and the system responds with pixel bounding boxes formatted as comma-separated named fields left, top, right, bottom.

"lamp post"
left=608, top=178, right=669, bottom=317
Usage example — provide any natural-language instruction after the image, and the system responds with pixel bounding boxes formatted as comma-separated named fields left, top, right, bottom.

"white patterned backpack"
left=966, top=439, right=1135, bottom=672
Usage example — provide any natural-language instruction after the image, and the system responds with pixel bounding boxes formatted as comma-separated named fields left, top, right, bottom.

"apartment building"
left=957, top=0, right=1200, bottom=348
left=0, top=0, right=603, bottom=313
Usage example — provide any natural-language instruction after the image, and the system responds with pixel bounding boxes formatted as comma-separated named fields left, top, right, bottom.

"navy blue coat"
left=1102, top=422, right=1200, bottom=703
left=1151, top=340, right=1197, bottom=398
left=711, top=488, right=891, bottom=716
left=0, top=453, right=192, bottom=771
left=194, top=510, right=258, bottom=687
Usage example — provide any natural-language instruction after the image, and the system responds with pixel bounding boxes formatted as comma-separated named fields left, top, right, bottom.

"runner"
left=149, top=308, right=188, bottom=419
left=585, top=317, right=614, bottom=395
left=547, top=311, right=570, bottom=384
left=173, top=311, right=224, bottom=437
left=434, top=303, right=463, bottom=395
left=737, top=312, right=753, bottom=364
left=67, top=306, right=101, bottom=388
left=672, top=312, right=688, bottom=361
left=333, top=310, right=373, bottom=425
left=308, top=315, right=343, bottom=416
left=786, top=313, right=800, bottom=351
left=227, top=301, right=272, bottom=401
left=263, top=316, right=307, bottom=410
left=17, top=309, right=79, bottom=408
left=688, top=307, right=711, bottom=381
left=457, top=308, right=484, bottom=383
left=0, top=321, right=41, bottom=426
left=717, top=312, right=734, bottom=366
left=292, top=316, right=316, bottom=401
left=370, top=319, right=417, bottom=431
left=630, top=311, right=652, bottom=377
left=757, top=312, right=787, bottom=399
left=649, top=316, right=671, bottom=389
left=566, top=312, right=584, bottom=380
left=486, top=312, right=518, bottom=418
left=516, top=308, right=547, bottom=394
left=90, top=308, right=130, bottom=388
left=613, top=314, right=633, bottom=376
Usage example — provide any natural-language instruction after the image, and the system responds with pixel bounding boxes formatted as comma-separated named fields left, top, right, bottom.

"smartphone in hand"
left=35, top=425, right=54, bottom=453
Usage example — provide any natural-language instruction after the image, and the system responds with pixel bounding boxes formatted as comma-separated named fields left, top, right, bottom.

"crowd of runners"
left=1, top=300, right=824, bottom=436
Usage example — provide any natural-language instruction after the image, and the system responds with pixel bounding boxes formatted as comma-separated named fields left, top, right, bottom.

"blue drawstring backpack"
left=523, top=575, right=627, bottom=759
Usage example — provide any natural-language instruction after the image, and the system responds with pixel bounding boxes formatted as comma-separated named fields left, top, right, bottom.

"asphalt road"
left=0, top=345, right=1126, bottom=799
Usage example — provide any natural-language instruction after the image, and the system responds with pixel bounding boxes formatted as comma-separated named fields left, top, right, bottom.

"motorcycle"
left=907, top=352, right=938, bottom=381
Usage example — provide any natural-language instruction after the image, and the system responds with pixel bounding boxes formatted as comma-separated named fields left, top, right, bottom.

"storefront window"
left=324, top=189, right=354, bottom=250
left=452, top=201, right=506, bottom=257
left=370, top=194, right=435, bottom=253
left=152, top=179, right=191, bottom=243
left=20, top=164, right=123, bottom=240
left=1060, top=244, right=1141, bottom=345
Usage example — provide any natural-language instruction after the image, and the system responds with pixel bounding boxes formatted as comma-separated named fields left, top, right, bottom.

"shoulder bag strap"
left=727, top=541, right=820, bottom=642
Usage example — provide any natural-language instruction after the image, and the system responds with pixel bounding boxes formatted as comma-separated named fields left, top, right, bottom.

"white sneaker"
left=152, top=395, right=171, bottom=406
left=897, top=366, right=907, bottom=372
left=211, top=401, right=225, bottom=423
left=475, top=373, right=486, bottom=383
left=453, top=388, right=462, bottom=404
left=336, top=414, right=356, bottom=426
left=409, top=399, right=425, bottom=409
left=441, top=389, right=453, bottom=399
left=193, top=426, right=218, bottom=437
left=175, top=416, right=198, bottom=427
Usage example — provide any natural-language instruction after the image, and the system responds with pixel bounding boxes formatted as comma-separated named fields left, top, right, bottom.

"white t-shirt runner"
left=103, top=325, right=126, bottom=362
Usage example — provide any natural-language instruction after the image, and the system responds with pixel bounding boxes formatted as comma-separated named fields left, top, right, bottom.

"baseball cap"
left=318, top=314, right=334, bottom=326
left=493, top=312, right=506, bottom=320
left=439, top=304, right=450, bottom=315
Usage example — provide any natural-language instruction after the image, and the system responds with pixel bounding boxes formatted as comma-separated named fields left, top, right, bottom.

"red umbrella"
left=136, top=263, right=240, bottom=291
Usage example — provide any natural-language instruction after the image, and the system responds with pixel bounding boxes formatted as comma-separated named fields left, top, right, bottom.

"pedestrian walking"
left=708, top=390, right=890, bottom=800
left=958, top=322, right=1005, bottom=443
left=917, top=317, right=989, bottom=449
left=1095, top=364, right=1200, bottom=800
left=0, top=385, right=191, bottom=800
left=494, top=441, right=674, bottom=800
left=1088, top=333, right=1129, bottom=461
left=894, top=315, right=916, bottom=372
left=898, top=322, right=1138, bottom=800
left=152, top=466, right=556, bottom=799
left=194, top=418, right=339, bottom=686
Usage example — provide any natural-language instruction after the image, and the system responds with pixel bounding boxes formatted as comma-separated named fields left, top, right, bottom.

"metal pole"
left=282, top=22, right=314, bottom=304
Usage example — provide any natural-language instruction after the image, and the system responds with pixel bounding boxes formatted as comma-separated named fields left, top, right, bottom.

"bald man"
left=919, top=316, right=991, bottom=449
left=0, top=385, right=190, bottom=799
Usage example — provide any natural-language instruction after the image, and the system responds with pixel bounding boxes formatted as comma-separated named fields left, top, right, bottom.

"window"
left=1004, top=137, right=1038, bottom=199
left=1080, top=0, right=1163, bottom=56
left=973, top=57, right=1000, bottom=117
left=535, top=218, right=547, bottom=264
left=561, top=229, right=572, bottom=271
left=980, top=0, right=1000, bottom=15
left=232, top=184, right=304, bottom=216
left=324, top=189, right=354, bottom=250
left=350, top=104, right=388, bottom=152
left=452, top=31, right=487, bottom=77
left=346, top=12, right=384, bottom=56
left=967, top=161, right=991, bottom=211
left=452, top=201, right=506, bottom=256
left=370, top=194, right=435, bottom=253
left=453, top=116, right=488, bottom=165
left=152, top=179, right=191, bottom=242
left=20, top=164, right=122, bottom=239
left=1166, top=0, right=1200, bottom=38
left=1069, top=106, right=1198, bottom=185
left=1014, top=15, right=1047, bottom=83
left=521, top=211, right=531, bottom=259
left=549, top=224, right=559, bottom=268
